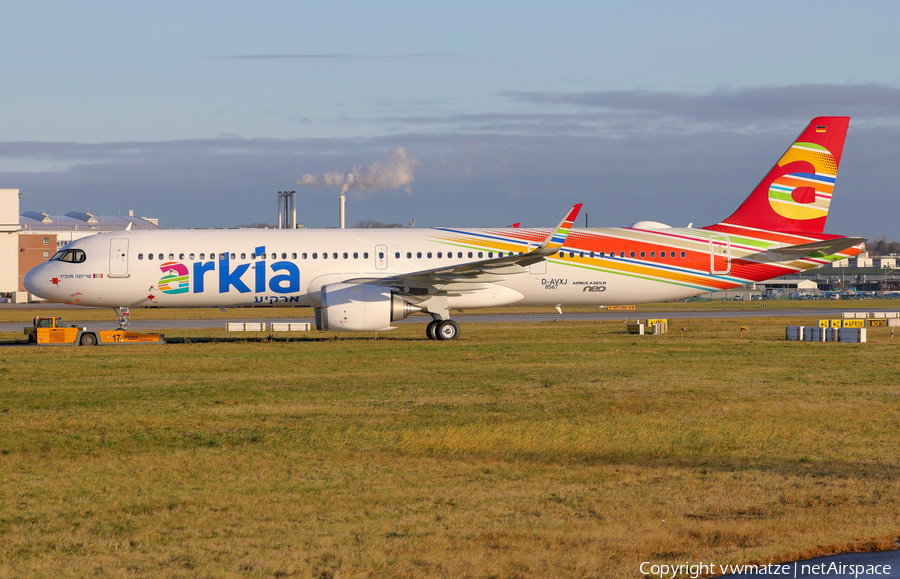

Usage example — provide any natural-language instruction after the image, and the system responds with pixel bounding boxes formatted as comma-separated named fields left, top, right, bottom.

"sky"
left=2, top=0, right=900, bottom=239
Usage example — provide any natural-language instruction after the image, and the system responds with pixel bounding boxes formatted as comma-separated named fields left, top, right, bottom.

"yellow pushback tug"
left=26, top=317, right=165, bottom=346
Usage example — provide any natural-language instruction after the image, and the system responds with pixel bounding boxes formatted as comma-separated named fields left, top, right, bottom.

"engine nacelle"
left=314, top=283, right=420, bottom=332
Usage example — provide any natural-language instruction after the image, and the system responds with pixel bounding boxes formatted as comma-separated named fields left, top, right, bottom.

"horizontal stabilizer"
left=768, top=236, right=866, bottom=260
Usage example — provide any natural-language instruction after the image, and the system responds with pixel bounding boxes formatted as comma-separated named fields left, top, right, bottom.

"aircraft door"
left=109, top=238, right=130, bottom=277
left=709, top=234, right=731, bottom=275
left=375, top=244, right=388, bottom=270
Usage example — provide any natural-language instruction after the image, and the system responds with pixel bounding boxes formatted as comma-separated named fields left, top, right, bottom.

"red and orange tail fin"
left=718, top=116, right=850, bottom=234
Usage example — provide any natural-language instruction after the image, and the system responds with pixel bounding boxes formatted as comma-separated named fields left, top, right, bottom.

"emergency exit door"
left=709, top=234, right=731, bottom=275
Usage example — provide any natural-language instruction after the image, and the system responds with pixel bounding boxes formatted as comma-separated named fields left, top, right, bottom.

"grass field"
left=1, top=312, right=899, bottom=578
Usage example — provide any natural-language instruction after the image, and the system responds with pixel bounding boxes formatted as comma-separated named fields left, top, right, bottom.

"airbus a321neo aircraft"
left=25, top=117, right=864, bottom=341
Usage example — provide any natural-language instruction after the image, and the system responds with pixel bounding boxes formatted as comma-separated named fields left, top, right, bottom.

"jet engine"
left=314, top=283, right=420, bottom=332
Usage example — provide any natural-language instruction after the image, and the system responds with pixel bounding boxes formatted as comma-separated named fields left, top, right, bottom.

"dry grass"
left=0, top=316, right=898, bottom=578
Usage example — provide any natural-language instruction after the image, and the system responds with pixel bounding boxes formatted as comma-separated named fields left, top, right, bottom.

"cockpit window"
left=50, top=249, right=86, bottom=263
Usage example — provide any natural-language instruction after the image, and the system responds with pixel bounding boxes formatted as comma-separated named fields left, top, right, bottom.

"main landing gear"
left=425, top=319, right=460, bottom=341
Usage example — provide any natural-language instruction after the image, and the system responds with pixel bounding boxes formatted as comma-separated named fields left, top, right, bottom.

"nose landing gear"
left=114, top=306, right=130, bottom=330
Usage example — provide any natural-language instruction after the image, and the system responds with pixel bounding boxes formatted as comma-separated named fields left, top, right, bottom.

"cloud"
left=3, top=84, right=899, bottom=236
left=208, top=53, right=460, bottom=60
left=500, top=84, right=900, bottom=124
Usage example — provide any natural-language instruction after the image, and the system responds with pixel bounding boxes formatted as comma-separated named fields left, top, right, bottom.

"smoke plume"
left=296, top=146, right=421, bottom=199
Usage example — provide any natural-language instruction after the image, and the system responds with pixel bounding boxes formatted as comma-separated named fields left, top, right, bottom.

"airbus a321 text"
left=25, top=117, right=865, bottom=341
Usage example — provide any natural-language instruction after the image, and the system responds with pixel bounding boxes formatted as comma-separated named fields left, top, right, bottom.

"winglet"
left=537, top=203, right=582, bottom=254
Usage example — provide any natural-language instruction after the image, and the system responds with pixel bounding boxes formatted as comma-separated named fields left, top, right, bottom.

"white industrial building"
left=0, top=189, right=20, bottom=296
left=20, top=210, right=159, bottom=248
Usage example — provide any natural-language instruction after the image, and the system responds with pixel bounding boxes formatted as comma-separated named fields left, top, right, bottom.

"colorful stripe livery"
left=541, top=203, right=582, bottom=251
left=427, top=224, right=861, bottom=298
left=721, top=116, right=849, bottom=234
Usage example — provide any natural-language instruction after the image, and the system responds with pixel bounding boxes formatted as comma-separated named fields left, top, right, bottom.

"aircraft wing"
left=345, top=204, right=582, bottom=294
left=768, top=236, right=866, bottom=260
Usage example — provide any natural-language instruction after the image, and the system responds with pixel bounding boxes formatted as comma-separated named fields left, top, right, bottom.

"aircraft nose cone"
left=24, top=263, right=50, bottom=299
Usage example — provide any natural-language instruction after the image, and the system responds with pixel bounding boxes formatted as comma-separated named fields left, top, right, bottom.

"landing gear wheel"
left=426, top=320, right=440, bottom=340
left=80, top=333, right=97, bottom=346
left=437, top=320, right=460, bottom=341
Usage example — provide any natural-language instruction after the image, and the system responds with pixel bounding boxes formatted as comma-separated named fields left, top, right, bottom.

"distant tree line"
left=354, top=220, right=404, bottom=228
left=867, top=236, right=900, bottom=256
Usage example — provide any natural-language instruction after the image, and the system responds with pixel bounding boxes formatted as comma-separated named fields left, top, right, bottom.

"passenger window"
left=559, top=252, right=564, bottom=258
left=427, top=252, right=432, bottom=258
left=488, top=252, right=493, bottom=258
left=251, top=253, right=256, bottom=259
left=322, top=253, right=328, bottom=259
left=640, top=251, right=645, bottom=258
left=579, top=251, right=584, bottom=258
left=313, top=253, right=318, bottom=259
left=651, top=251, right=656, bottom=258
left=302, top=253, right=308, bottom=259
left=189, top=253, right=195, bottom=260
left=569, top=252, right=574, bottom=258
left=138, top=253, right=143, bottom=260
left=158, top=254, right=163, bottom=260
left=450, top=253, right=454, bottom=259
left=271, top=253, right=276, bottom=260
left=407, top=252, right=412, bottom=258
left=395, top=252, right=400, bottom=259
left=292, top=253, right=297, bottom=259
left=670, top=251, right=676, bottom=258
left=364, top=252, right=369, bottom=259
left=681, top=251, right=686, bottom=258
left=458, top=252, right=463, bottom=258
left=332, top=253, right=337, bottom=259
left=630, top=251, right=635, bottom=258
left=478, top=252, right=483, bottom=258
left=179, top=253, right=184, bottom=260
left=468, top=252, right=473, bottom=258
left=169, top=253, right=174, bottom=260
left=219, top=253, right=226, bottom=260
left=241, top=253, right=246, bottom=260
left=599, top=252, right=605, bottom=257
left=437, top=252, right=442, bottom=258
left=199, top=253, right=205, bottom=260
left=148, top=253, right=154, bottom=260
left=379, top=252, right=385, bottom=259
left=590, top=252, right=595, bottom=258
left=231, top=253, right=236, bottom=260
left=417, top=252, right=422, bottom=258
left=353, top=252, right=358, bottom=259
left=620, top=252, right=624, bottom=258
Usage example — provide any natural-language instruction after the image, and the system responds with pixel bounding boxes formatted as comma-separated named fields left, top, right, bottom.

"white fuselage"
left=25, top=226, right=728, bottom=311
